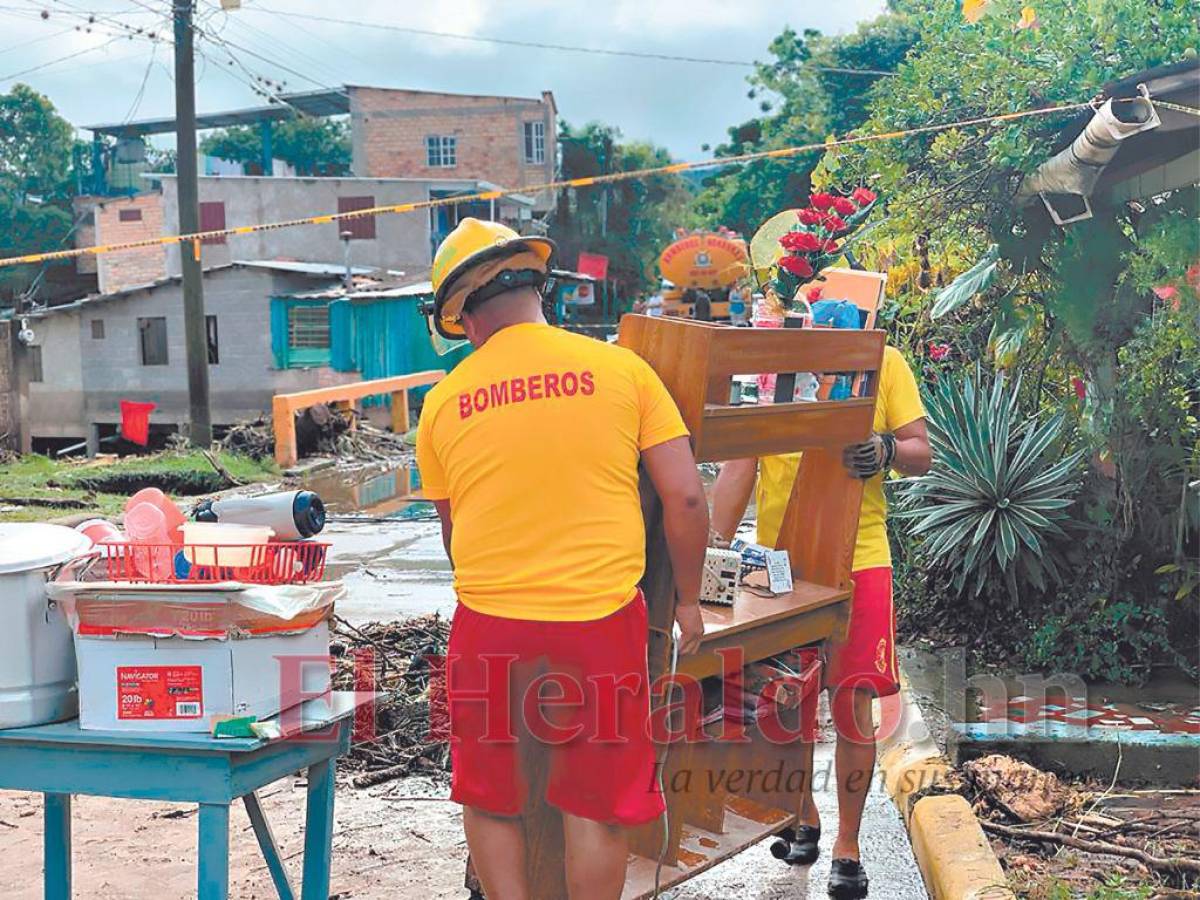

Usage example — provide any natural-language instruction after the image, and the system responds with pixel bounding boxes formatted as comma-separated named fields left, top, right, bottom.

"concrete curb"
left=876, top=671, right=1015, bottom=900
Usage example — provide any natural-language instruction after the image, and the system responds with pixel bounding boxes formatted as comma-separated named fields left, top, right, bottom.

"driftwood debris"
left=964, top=754, right=1076, bottom=822
left=331, top=615, right=451, bottom=787
left=981, top=819, right=1200, bottom=879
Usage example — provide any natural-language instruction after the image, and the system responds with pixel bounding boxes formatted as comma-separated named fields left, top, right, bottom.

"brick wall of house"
left=91, top=192, right=168, bottom=294
left=350, top=87, right=558, bottom=211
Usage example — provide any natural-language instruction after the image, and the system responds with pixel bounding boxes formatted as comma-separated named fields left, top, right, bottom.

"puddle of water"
left=299, top=463, right=456, bottom=625
left=903, top=645, right=1198, bottom=782
left=305, top=462, right=433, bottom=520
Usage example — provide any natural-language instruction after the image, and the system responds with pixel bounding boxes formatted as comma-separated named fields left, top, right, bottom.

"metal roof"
left=234, top=260, right=375, bottom=277
left=85, top=88, right=350, bottom=138
left=25, top=260, right=357, bottom=317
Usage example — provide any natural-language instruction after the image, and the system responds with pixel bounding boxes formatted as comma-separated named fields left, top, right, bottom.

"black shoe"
left=828, top=858, right=869, bottom=899
left=768, top=824, right=820, bottom=865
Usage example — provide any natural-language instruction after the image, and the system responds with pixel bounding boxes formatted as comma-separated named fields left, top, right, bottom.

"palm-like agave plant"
left=896, top=368, right=1084, bottom=603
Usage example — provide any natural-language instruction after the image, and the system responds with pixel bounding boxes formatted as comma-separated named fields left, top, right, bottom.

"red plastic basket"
left=100, top=541, right=330, bottom=585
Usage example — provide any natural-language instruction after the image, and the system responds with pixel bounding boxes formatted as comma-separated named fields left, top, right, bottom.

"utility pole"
left=173, top=0, right=212, bottom=446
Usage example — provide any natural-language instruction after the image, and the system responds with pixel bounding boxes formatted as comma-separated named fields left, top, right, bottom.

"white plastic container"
left=0, top=523, right=92, bottom=727
left=74, top=620, right=332, bottom=732
left=181, top=522, right=274, bottom=568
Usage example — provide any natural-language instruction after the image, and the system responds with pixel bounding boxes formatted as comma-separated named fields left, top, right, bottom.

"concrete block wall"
left=19, top=265, right=361, bottom=445
left=350, top=87, right=558, bottom=211
left=71, top=196, right=99, bottom=276
left=156, top=175, right=438, bottom=277
left=0, top=320, right=16, bottom=449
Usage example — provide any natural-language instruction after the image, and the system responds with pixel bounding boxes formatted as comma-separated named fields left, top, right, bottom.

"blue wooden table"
left=0, top=691, right=367, bottom=900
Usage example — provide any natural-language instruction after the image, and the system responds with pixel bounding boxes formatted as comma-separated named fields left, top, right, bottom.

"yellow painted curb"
left=876, top=675, right=1015, bottom=899
left=909, top=795, right=1013, bottom=900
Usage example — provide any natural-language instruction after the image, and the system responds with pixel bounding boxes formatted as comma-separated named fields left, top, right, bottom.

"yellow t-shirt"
left=755, top=345, right=925, bottom=571
left=416, top=322, right=690, bottom=621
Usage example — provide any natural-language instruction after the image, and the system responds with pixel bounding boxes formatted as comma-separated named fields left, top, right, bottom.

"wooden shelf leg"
left=301, top=759, right=336, bottom=900
left=43, top=792, right=71, bottom=900
left=244, top=791, right=297, bottom=900
left=198, top=802, right=230, bottom=900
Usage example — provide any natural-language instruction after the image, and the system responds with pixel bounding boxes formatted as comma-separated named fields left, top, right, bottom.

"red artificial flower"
left=797, top=207, right=825, bottom=226
left=1187, top=263, right=1200, bottom=293
left=820, top=238, right=840, bottom=254
left=831, top=196, right=857, bottom=216
left=1072, top=377, right=1087, bottom=400
left=822, top=214, right=849, bottom=232
left=928, top=342, right=950, bottom=362
left=806, top=286, right=824, bottom=302
left=779, top=230, right=822, bottom=252
left=851, top=186, right=877, bottom=206
left=809, top=192, right=835, bottom=211
left=778, top=255, right=814, bottom=279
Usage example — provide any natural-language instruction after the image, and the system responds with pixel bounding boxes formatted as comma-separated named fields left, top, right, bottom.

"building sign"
left=577, top=252, right=610, bottom=281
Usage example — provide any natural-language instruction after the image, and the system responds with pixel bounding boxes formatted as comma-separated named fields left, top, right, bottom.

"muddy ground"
left=0, top=730, right=925, bottom=899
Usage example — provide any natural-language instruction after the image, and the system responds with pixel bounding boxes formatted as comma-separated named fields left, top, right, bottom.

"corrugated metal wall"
left=331, top=297, right=471, bottom=405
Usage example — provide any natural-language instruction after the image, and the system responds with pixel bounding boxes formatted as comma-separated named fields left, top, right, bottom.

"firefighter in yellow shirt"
left=418, top=218, right=709, bottom=900
left=710, top=345, right=930, bottom=900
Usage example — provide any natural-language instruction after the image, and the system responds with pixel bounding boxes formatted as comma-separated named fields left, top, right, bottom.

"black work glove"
left=843, top=432, right=897, bottom=479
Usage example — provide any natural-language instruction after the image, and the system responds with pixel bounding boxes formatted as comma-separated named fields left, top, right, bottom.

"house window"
left=28, top=346, right=43, bottom=383
left=287, top=303, right=331, bottom=366
left=118, top=208, right=142, bottom=223
left=206, top=315, right=219, bottom=365
left=523, top=120, right=545, bottom=164
left=199, top=201, right=226, bottom=245
left=90, top=319, right=105, bottom=339
left=426, top=135, right=457, bottom=168
left=138, top=316, right=168, bottom=366
left=337, top=196, right=377, bottom=240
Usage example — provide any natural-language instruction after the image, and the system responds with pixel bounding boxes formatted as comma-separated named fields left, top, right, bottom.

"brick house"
left=348, top=86, right=558, bottom=212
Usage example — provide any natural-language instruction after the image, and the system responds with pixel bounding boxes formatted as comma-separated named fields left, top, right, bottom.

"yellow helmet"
left=430, top=217, right=555, bottom=338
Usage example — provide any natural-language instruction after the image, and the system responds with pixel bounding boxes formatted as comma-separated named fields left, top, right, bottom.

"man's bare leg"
left=463, top=806, right=530, bottom=900
left=796, top=739, right=821, bottom=828
left=831, top=688, right=876, bottom=860
left=562, top=812, right=627, bottom=900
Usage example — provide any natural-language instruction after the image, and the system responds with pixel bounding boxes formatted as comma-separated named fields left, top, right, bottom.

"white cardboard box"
left=75, top=621, right=331, bottom=732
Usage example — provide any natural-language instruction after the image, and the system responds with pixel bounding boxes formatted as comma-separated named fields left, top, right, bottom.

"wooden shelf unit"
left=495, top=313, right=887, bottom=899
left=617, top=314, right=886, bottom=898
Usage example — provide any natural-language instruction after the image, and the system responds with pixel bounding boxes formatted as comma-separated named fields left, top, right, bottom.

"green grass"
left=0, top=451, right=278, bottom=523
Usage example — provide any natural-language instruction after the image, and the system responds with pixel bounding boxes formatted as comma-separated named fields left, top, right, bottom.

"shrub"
left=896, top=368, right=1084, bottom=604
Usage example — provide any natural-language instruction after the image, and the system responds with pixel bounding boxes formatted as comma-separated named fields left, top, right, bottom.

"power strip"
left=700, top=548, right=741, bottom=606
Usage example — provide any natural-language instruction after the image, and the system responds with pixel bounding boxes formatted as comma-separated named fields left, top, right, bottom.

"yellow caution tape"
left=1, top=98, right=1168, bottom=270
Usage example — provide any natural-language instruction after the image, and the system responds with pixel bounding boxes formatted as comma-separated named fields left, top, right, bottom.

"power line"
left=246, top=6, right=896, bottom=76
left=0, top=34, right=123, bottom=82
left=202, top=0, right=349, bottom=90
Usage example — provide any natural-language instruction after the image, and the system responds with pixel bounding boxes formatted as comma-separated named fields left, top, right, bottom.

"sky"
left=0, top=0, right=885, bottom=159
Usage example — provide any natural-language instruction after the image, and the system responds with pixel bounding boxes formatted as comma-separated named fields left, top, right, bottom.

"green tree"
left=694, top=7, right=920, bottom=236
left=811, top=0, right=1200, bottom=677
left=0, top=84, right=77, bottom=300
left=550, top=121, right=694, bottom=295
left=200, top=115, right=350, bottom=176
left=0, top=83, right=75, bottom=200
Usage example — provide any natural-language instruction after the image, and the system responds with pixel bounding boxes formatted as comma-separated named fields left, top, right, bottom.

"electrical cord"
left=652, top=621, right=682, bottom=899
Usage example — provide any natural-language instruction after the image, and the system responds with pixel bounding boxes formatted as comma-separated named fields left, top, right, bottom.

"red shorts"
left=445, top=593, right=664, bottom=827
left=825, top=567, right=899, bottom=697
